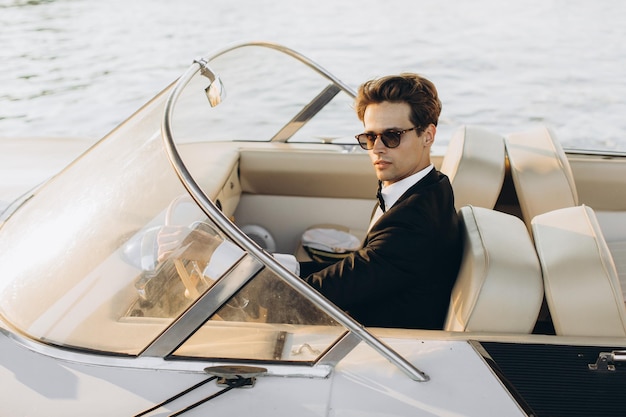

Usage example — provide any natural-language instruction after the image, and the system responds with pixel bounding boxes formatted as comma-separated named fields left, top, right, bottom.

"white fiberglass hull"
left=0, top=330, right=523, bottom=416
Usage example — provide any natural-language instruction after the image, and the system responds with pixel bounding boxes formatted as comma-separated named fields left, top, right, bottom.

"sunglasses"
left=355, top=127, right=418, bottom=150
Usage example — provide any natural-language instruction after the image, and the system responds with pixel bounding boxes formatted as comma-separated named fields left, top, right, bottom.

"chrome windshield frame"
left=161, top=42, right=429, bottom=382
left=140, top=254, right=262, bottom=358
left=270, top=83, right=343, bottom=142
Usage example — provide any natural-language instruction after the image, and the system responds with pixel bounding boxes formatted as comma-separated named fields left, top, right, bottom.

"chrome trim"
left=270, top=84, right=341, bottom=142
left=140, top=254, right=262, bottom=357
left=161, top=41, right=429, bottom=382
left=317, top=331, right=361, bottom=367
left=0, top=327, right=332, bottom=378
left=565, top=148, right=626, bottom=158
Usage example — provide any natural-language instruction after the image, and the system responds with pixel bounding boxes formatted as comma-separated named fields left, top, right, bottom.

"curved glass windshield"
left=0, top=44, right=358, bottom=362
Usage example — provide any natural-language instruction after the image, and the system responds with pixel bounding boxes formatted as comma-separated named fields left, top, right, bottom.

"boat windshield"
left=169, top=43, right=361, bottom=145
left=0, top=44, right=362, bottom=365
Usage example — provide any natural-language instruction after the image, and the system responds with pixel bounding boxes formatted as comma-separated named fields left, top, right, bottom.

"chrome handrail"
left=161, top=41, right=428, bottom=382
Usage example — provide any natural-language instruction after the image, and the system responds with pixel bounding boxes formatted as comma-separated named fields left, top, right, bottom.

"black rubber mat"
left=474, top=341, right=626, bottom=417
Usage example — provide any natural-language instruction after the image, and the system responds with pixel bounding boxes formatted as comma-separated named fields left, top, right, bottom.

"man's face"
left=363, top=101, right=434, bottom=186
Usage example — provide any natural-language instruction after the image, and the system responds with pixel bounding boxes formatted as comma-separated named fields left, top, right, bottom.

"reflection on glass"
left=214, top=269, right=338, bottom=326
left=173, top=268, right=344, bottom=363
left=125, top=219, right=237, bottom=319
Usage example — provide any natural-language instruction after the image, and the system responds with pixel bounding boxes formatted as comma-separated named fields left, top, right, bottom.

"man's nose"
left=372, top=135, right=387, bottom=152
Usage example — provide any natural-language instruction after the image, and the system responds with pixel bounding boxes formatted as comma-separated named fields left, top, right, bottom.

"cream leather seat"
left=504, top=126, right=577, bottom=226
left=505, top=126, right=626, bottom=298
left=440, top=125, right=506, bottom=211
left=531, top=205, right=626, bottom=337
left=444, top=206, right=544, bottom=333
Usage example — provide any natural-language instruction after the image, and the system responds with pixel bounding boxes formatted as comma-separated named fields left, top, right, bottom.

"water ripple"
left=1, top=0, right=625, bottom=152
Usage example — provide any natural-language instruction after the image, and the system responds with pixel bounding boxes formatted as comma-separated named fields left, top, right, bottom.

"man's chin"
left=376, top=172, right=393, bottom=182
left=374, top=169, right=389, bottom=180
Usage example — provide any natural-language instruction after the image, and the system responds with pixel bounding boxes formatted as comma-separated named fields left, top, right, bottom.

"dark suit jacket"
left=302, top=169, right=462, bottom=329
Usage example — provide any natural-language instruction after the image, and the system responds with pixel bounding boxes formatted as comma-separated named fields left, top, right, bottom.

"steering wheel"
left=127, top=195, right=260, bottom=321
left=162, top=195, right=223, bottom=298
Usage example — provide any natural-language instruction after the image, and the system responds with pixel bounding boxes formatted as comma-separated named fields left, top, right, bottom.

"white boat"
left=1, top=41, right=626, bottom=416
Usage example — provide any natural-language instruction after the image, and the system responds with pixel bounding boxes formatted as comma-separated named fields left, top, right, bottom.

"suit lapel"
left=364, top=169, right=441, bottom=244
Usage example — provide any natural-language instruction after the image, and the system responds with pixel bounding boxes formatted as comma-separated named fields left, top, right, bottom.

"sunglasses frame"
left=355, top=126, right=418, bottom=150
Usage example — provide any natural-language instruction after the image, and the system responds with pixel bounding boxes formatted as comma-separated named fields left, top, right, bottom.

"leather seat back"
left=440, top=126, right=506, bottom=211
left=504, top=126, right=578, bottom=229
left=532, top=205, right=626, bottom=337
left=445, top=206, right=544, bottom=333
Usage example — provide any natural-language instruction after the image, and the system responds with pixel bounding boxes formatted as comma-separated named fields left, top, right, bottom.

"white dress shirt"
left=368, top=164, right=434, bottom=231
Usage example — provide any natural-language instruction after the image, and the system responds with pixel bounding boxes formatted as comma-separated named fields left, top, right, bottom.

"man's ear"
left=423, top=124, right=437, bottom=147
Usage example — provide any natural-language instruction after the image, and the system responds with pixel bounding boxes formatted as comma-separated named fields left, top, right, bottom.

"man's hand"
left=156, top=225, right=190, bottom=263
left=157, top=225, right=222, bottom=263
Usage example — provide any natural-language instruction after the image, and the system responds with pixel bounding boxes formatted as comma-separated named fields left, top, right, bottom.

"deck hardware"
left=273, top=331, right=288, bottom=360
left=205, top=365, right=268, bottom=388
left=292, top=343, right=322, bottom=356
left=150, top=366, right=268, bottom=416
left=588, top=350, right=626, bottom=372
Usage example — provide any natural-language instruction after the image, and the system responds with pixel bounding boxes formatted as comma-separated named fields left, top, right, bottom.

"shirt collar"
left=381, top=164, right=434, bottom=210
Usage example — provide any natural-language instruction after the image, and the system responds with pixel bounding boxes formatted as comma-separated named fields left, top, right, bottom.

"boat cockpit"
left=1, top=42, right=626, bottom=389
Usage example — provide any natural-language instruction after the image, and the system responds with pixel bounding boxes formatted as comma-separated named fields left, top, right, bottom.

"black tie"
left=376, top=181, right=386, bottom=213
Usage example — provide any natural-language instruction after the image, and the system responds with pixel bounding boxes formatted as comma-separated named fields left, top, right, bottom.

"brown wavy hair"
left=355, top=73, right=442, bottom=134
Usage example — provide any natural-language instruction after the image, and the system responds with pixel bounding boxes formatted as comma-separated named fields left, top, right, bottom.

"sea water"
left=1, top=0, right=626, bottom=152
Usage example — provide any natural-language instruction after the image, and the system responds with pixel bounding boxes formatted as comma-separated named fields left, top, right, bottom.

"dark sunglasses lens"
left=381, top=131, right=402, bottom=148
left=356, top=133, right=375, bottom=149
left=356, top=130, right=404, bottom=149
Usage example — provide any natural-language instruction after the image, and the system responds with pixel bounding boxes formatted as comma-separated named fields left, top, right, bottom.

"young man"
left=300, top=73, right=463, bottom=329
left=158, top=73, right=462, bottom=329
